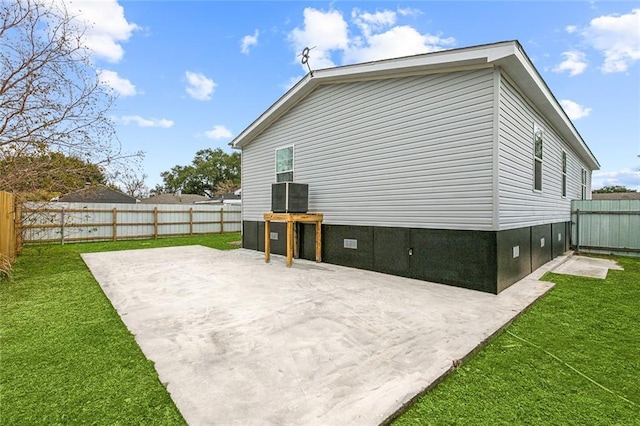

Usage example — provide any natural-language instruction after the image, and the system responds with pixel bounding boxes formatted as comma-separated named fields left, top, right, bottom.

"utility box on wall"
left=271, top=182, right=309, bottom=213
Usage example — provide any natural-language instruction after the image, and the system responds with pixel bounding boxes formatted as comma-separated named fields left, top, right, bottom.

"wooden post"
left=60, top=208, right=65, bottom=245
left=263, top=212, right=323, bottom=267
left=220, top=207, right=224, bottom=233
left=153, top=207, right=158, bottom=239
left=315, top=219, right=322, bottom=262
left=14, top=200, right=22, bottom=255
left=189, top=208, right=193, bottom=235
left=286, top=218, right=293, bottom=267
left=112, top=208, right=117, bottom=241
left=293, top=223, right=299, bottom=259
left=264, top=218, right=271, bottom=263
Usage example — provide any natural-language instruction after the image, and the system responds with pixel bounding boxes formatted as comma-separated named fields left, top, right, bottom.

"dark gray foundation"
left=242, top=221, right=570, bottom=294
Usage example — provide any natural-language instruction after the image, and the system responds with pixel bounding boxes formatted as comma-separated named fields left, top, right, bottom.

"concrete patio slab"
left=81, top=246, right=555, bottom=426
left=551, top=255, right=623, bottom=279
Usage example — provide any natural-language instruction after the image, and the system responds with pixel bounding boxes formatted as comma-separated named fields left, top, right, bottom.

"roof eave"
left=231, top=41, right=600, bottom=171
left=231, top=42, right=519, bottom=150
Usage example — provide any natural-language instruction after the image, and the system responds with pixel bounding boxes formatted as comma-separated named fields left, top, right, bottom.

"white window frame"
left=533, top=123, right=543, bottom=192
left=561, top=151, right=567, bottom=198
left=581, top=168, right=587, bottom=200
left=275, top=145, right=294, bottom=183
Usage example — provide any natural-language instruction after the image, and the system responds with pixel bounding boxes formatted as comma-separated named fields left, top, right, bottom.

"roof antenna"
left=299, top=46, right=316, bottom=76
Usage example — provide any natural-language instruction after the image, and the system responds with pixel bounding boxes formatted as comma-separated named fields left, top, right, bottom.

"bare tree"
left=0, top=0, right=139, bottom=197
left=113, top=167, right=149, bottom=199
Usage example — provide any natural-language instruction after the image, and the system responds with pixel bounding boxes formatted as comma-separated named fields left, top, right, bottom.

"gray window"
left=275, top=146, right=293, bottom=182
left=581, top=168, right=587, bottom=200
left=533, top=124, right=543, bottom=191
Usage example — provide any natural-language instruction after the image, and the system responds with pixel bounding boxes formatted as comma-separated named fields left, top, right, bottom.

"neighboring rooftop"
left=591, top=192, right=640, bottom=200
left=141, top=194, right=211, bottom=204
left=57, top=184, right=138, bottom=204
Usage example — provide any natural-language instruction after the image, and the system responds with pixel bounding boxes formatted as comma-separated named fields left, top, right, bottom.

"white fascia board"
left=231, top=40, right=599, bottom=171
left=231, top=42, right=517, bottom=150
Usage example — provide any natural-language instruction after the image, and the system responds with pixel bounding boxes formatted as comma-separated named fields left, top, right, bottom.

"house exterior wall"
left=240, top=65, right=590, bottom=293
left=497, top=73, right=592, bottom=230
left=242, top=68, right=496, bottom=231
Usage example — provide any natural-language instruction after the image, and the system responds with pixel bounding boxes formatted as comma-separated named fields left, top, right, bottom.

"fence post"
left=60, top=208, right=65, bottom=245
left=153, top=207, right=158, bottom=239
left=575, top=209, right=580, bottom=252
left=189, top=208, right=193, bottom=235
left=14, top=199, right=22, bottom=255
left=112, top=208, right=117, bottom=241
left=220, top=208, right=224, bottom=234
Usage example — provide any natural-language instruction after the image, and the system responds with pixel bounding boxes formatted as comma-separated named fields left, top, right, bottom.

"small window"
left=533, top=124, right=543, bottom=191
left=275, top=146, right=293, bottom=182
left=561, top=151, right=567, bottom=197
left=581, top=168, right=587, bottom=200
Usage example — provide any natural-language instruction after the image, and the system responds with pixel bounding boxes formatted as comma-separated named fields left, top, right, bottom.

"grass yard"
left=1, top=234, right=240, bottom=425
left=393, top=255, right=640, bottom=425
left=2, top=236, right=639, bottom=424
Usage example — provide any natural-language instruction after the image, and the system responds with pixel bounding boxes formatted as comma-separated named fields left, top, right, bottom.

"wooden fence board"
left=21, top=202, right=241, bottom=244
left=0, top=191, right=18, bottom=268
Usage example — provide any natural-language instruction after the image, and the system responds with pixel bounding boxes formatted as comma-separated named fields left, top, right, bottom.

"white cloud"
left=241, top=29, right=259, bottom=54
left=59, top=0, right=139, bottom=63
left=288, top=7, right=454, bottom=72
left=583, top=8, right=640, bottom=73
left=346, top=25, right=454, bottom=64
left=592, top=169, right=640, bottom=190
left=185, top=71, right=216, bottom=101
left=116, top=115, right=174, bottom=128
left=560, top=99, right=592, bottom=120
left=288, top=8, right=350, bottom=69
left=565, top=25, right=578, bottom=34
left=97, top=69, right=136, bottom=96
left=352, top=8, right=397, bottom=34
left=204, top=125, right=232, bottom=139
left=397, top=7, right=423, bottom=18
left=554, top=51, right=588, bottom=76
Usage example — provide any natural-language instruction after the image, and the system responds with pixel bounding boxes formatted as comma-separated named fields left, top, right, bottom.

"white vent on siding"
left=513, top=246, right=520, bottom=258
left=344, top=239, right=358, bottom=249
left=270, top=232, right=278, bottom=240
left=540, top=237, right=545, bottom=248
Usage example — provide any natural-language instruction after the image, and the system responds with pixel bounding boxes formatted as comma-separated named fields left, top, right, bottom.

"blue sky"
left=68, top=1, right=639, bottom=191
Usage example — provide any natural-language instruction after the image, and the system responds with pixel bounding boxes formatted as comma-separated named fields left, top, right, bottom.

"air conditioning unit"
left=272, top=182, right=308, bottom=213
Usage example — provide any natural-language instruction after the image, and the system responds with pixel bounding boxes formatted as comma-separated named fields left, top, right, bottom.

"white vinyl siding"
left=242, top=69, right=495, bottom=230
left=498, top=73, right=590, bottom=229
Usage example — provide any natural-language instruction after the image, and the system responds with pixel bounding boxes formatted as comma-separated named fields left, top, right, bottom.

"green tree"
left=159, top=148, right=240, bottom=197
left=0, top=0, right=140, bottom=199
left=592, top=185, right=637, bottom=193
left=0, top=152, right=107, bottom=201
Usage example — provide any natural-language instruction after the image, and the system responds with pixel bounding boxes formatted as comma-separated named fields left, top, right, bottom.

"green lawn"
left=1, top=234, right=240, bottom=425
left=2, top=238, right=639, bottom=424
left=393, top=255, right=640, bottom=425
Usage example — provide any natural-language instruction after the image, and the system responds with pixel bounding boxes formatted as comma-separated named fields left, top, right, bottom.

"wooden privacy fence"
left=21, top=202, right=241, bottom=244
left=0, top=191, right=20, bottom=267
left=572, top=199, right=640, bottom=257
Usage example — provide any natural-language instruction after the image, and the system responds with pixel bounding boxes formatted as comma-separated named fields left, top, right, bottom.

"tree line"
left=1, top=0, right=238, bottom=201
